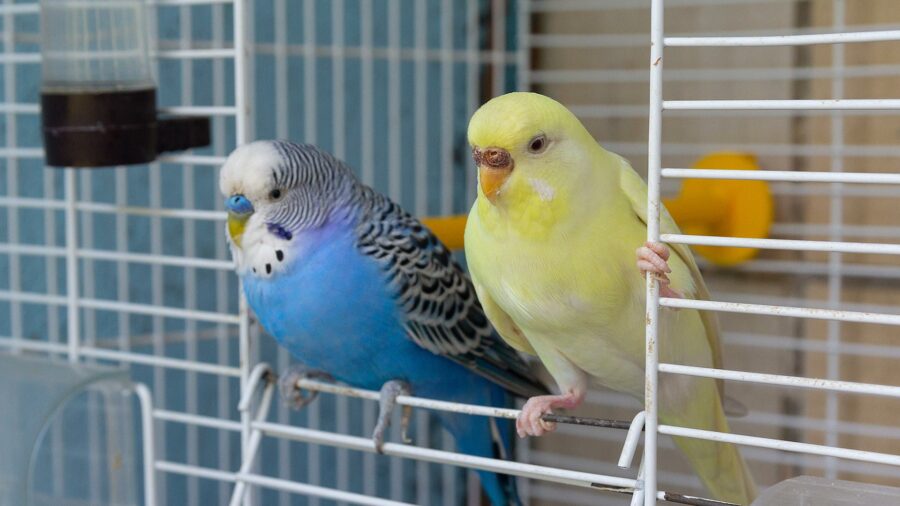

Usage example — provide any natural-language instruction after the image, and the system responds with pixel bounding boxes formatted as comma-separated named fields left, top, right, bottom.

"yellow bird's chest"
left=473, top=219, right=643, bottom=335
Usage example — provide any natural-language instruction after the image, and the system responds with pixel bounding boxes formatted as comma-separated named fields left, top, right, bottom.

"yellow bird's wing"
left=614, top=158, right=754, bottom=504
left=614, top=154, right=723, bottom=374
left=465, top=203, right=538, bottom=357
left=470, top=268, right=538, bottom=357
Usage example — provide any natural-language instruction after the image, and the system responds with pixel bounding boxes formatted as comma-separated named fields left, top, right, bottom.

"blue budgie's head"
left=219, top=140, right=358, bottom=276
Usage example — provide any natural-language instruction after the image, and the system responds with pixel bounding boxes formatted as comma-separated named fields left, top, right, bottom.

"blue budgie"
left=219, top=140, right=548, bottom=505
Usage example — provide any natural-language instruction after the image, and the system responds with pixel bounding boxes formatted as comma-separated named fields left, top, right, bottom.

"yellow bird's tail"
left=662, top=382, right=758, bottom=505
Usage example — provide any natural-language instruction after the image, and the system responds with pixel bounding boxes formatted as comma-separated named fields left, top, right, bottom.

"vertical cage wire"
left=178, top=4, right=199, bottom=502
left=386, top=0, right=400, bottom=204
left=465, top=0, right=479, bottom=207
left=211, top=2, right=234, bottom=502
left=300, top=2, right=322, bottom=505
left=824, top=0, right=845, bottom=481
left=332, top=4, right=351, bottom=503
left=643, top=0, right=665, bottom=503
left=2, top=0, right=20, bottom=359
left=81, top=170, right=100, bottom=503
left=514, top=5, right=532, bottom=503
left=270, top=0, right=291, bottom=502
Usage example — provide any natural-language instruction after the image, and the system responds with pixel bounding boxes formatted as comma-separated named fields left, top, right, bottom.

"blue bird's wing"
left=355, top=191, right=548, bottom=399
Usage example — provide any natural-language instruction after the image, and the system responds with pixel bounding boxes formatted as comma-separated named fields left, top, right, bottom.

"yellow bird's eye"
left=528, top=134, right=547, bottom=154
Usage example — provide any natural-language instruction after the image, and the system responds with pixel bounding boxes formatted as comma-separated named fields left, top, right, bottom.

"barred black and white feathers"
left=355, top=186, right=548, bottom=399
left=267, top=140, right=358, bottom=232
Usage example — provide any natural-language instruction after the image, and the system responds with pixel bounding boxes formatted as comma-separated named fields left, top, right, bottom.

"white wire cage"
left=0, top=0, right=899, bottom=505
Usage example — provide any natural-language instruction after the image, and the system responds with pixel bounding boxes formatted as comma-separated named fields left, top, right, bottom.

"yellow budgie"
left=463, top=92, right=757, bottom=504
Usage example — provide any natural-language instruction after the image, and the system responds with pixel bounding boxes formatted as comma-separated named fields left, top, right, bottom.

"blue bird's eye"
left=269, top=188, right=282, bottom=200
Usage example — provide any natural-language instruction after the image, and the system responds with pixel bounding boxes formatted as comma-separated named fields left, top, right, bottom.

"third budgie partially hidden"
left=220, top=140, right=548, bottom=506
left=463, top=93, right=758, bottom=505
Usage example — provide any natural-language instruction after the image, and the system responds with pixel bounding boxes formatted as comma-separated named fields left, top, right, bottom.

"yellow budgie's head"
left=467, top=92, right=603, bottom=217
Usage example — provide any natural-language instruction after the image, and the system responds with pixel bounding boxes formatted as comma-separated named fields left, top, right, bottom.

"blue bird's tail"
left=436, top=387, right=521, bottom=506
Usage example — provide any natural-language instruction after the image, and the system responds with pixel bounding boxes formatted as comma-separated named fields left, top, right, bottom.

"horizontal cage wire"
left=1, top=0, right=899, bottom=505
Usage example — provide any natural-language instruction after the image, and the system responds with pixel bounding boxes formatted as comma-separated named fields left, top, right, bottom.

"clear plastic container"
left=0, top=354, right=138, bottom=506
left=752, top=475, right=900, bottom=505
left=40, top=0, right=154, bottom=93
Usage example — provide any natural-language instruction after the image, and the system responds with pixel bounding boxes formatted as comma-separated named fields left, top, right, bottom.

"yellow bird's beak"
left=227, top=213, right=250, bottom=248
left=225, top=194, right=255, bottom=248
left=473, top=147, right=514, bottom=204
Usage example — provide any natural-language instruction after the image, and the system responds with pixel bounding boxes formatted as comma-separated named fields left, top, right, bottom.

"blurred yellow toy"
left=664, top=152, right=772, bottom=266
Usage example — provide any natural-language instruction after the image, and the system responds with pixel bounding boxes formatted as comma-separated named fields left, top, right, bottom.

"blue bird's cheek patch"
left=267, top=222, right=293, bottom=241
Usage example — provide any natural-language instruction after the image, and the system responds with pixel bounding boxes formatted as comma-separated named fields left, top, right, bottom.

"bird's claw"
left=373, top=380, right=413, bottom=453
left=516, top=390, right=585, bottom=438
left=516, top=396, right=561, bottom=438
left=278, top=365, right=334, bottom=411
left=636, top=241, right=683, bottom=299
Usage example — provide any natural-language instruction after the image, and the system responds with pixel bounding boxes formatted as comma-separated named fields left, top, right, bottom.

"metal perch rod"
left=293, top=376, right=636, bottom=430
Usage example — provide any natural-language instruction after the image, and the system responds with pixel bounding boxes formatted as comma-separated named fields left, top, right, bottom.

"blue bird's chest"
left=241, top=228, right=420, bottom=389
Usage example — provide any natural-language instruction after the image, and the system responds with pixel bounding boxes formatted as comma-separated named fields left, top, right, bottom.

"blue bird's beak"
left=226, top=194, right=254, bottom=248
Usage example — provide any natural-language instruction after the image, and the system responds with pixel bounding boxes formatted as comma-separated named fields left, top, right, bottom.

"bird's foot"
left=373, top=380, right=413, bottom=454
left=636, top=241, right=684, bottom=299
left=278, top=365, right=334, bottom=410
left=516, top=390, right=585, bottom=438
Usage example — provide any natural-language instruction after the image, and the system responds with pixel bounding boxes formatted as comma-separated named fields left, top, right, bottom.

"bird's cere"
left=226, top=194, right=254, bottom=215
left=473, top=147, right=514, bottom=204
left=473, top=147, right=513, bottom=170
